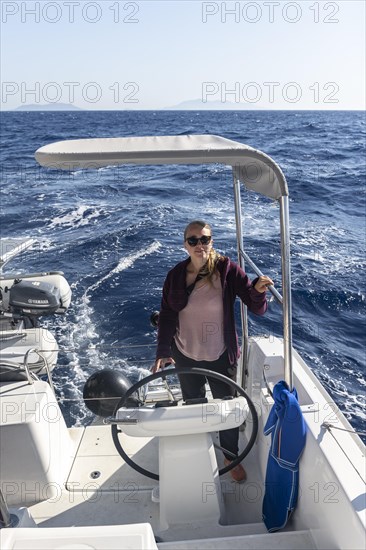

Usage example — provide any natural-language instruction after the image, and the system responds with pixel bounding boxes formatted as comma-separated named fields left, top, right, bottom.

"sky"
left=0, top=0, right=365, bottom=110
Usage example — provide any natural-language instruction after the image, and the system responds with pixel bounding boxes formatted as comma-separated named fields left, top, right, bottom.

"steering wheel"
left=111, top=367, right=258, bottom=481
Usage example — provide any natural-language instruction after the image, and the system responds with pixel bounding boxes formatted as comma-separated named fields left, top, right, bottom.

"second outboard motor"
left=83, top=369, right=140, bottom=417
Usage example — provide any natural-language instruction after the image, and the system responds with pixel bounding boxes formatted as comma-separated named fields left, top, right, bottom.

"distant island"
left=4, top=100, right=355, bottom=112
left=165, top=99, right=259, bottom=110
left=14, top=103, right=82, bottom=111
left=14, top=100, right=244, bottom=111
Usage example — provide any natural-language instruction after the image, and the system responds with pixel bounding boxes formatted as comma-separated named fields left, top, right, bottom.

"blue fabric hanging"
left=262, top=380, right=307, bottom=532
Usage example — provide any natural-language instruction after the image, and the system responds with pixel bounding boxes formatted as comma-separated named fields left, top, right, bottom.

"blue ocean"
left=1, top=110, right=365, bottom=438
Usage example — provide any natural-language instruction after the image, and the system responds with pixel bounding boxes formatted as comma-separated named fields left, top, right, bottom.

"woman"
left=153, top=220, right=273, bottom=482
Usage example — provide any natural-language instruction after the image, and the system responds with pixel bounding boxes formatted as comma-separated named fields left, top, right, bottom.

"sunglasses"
left=185, top=235, right=212, bottom=247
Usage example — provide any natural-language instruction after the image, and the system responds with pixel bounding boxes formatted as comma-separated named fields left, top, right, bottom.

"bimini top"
left=35, top=134, right=288, bottom=200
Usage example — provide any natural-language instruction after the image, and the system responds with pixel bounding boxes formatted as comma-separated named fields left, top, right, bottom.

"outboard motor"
left=0, top=272, right=71, bottom=316
left=83, top=369, right=140, bottom=417
left=9, top=279, right=61, bottom=316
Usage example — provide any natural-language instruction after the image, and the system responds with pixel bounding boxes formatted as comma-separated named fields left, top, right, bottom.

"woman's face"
left=184, top=224, right=213, bottom=263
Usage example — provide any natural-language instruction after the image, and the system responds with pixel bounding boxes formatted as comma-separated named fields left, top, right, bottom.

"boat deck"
left=24, top=423, right=317, bottom=548
left=4, top=336, right=364, bottom=549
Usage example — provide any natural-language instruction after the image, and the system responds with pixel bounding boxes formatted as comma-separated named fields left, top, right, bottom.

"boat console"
left=115, top=395, right=249, bottom=531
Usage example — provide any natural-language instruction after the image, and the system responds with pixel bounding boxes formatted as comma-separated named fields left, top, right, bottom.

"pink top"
left=174, top=275, right=226, bottom=361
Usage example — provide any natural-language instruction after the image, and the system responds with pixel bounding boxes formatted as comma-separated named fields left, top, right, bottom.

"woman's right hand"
left=152, top=357, right=175, bottom=373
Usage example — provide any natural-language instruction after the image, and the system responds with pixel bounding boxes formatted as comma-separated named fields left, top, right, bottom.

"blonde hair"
left=184, top=220, right=223, bottom=283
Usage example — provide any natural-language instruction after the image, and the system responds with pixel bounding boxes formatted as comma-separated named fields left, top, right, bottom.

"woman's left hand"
left=254, top=275, right=274, bottom=293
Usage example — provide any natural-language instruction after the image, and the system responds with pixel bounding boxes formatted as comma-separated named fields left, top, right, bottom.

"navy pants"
left=171, top=341, right=239, bottom=460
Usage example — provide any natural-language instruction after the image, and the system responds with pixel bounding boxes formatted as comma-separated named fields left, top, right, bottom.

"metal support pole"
left=23, top=349, right=36, bottom=385
left=233, top=173, right=248, bottom=389
left=279, top=196, right=293, bottom=390
left=0, top=490, right=19, bottom=528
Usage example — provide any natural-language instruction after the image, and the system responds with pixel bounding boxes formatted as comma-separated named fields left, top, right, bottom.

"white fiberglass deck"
left=2, top=337, right=364, bottom=550
left=28, top=424, right=265, bottom=532
left=18, top=423, right=318, bottom=549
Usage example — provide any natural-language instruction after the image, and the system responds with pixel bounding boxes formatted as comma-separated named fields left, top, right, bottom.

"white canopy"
left=35, top=134, right=288, bottom=200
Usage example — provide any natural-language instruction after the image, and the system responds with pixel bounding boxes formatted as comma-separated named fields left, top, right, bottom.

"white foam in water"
left=310, top=355, right=366, bottom=425
left=84, top=240, right=161, bottom=299
left=33, top=237, right=55, bottom=251
left=49, top=205, right=104, bottom=230
left=51, top=241, right=162, bottom=424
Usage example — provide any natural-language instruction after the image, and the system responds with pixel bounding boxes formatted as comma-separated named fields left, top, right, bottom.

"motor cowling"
left=9, top=279, right=61, bottom=316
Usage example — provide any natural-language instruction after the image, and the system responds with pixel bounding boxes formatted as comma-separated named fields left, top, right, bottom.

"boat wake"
left=85, top=240, right=161, bottom=297
left=54, top=241, right=161, bottom=425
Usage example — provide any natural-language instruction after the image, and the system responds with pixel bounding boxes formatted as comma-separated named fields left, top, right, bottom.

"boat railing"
left=24, top=348, right=56, bottom=393
left=0, top=349, right=55, bottom=391
left=0, top=238, right=35, bottom=273
left=0, top=358, right=35, bottom=385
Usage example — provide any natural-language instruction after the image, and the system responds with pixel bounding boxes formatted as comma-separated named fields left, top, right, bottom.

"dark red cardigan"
left=156, top=256, right=267, bottom=365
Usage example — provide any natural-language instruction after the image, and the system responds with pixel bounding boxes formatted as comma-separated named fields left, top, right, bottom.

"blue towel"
left=262, top=380, right=307, bottom=532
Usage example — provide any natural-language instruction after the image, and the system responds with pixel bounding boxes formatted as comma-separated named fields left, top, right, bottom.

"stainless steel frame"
left=33, top=134, right=294, bottom=391
left=280, top=196, right=293, bottom=390
left=233, top=174, right=248, bottom=389
left=233, top=173, right=293, bottom=391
